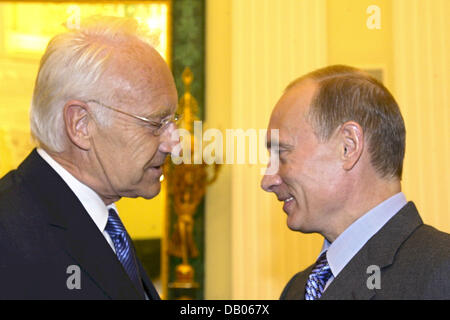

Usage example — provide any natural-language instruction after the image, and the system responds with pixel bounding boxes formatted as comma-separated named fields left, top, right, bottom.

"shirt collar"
left=37, top=148, right=114, bottom=233
left=319, top=192, right=407, bottom=277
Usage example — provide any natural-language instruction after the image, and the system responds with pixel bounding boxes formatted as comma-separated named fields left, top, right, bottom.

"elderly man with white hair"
left=0, top=16, right=179, bottom=299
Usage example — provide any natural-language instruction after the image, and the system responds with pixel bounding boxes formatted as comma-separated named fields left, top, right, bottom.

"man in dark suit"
left=0, top=16, right=179, bottom=299
left=261, top=65, right=450, bottom=299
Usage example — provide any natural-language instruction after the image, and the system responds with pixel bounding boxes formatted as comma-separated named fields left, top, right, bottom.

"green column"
left=169, top=0, right=205, bottom=300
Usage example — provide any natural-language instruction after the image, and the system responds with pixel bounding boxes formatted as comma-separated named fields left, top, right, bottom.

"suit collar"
left=321, top=202, right=423, bottom=300
left=325, top=193, right=407, bottom=278
left=363, top=202, right=422, bottom=268
left=36, top=148, right=110, bottom=234
left=18, top=149, right=147, bottom=299
left=18, top=149, right=73, bottom=229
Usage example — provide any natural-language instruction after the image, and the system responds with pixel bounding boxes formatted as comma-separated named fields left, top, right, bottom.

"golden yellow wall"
left=206, top=0, right=327, bottom=300
left=392, top=0, right=450, bottom=232
left=205, top=0, right=450, bottom=299
left=204, top=0, right=233, bottom=299
left=327, top=0, right=394, bottom=89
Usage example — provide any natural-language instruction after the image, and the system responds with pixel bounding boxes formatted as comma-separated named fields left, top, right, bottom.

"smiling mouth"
left=278, top=195, right=294, bottom=203
left=281, top=196, right=295, bottom=213
left=146, top=165, right=163, bottom=174
left=284, top=196, right=294, bottom=203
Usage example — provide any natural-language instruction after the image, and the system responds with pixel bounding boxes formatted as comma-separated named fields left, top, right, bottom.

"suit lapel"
left=320, top=249, right=375, bottom=300
left=19, top=150, right=143, bottom=299
left=50, top=222, right=142, bottom=299
left=281, top=265, right=314, bottom=300
left=126, top=233, right=160, bottom=299
left=296, top=266, right=313, bottom=300
left=321, top=202, right=423, bottom=300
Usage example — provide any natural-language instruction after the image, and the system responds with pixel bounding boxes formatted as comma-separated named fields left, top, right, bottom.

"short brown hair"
left=288, top=65, right=406, bottom=180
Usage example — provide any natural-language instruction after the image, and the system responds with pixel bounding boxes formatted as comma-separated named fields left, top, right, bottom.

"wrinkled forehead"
left=103, top=44, right=177, bottom=115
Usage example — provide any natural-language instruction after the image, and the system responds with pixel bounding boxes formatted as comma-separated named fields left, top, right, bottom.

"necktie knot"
left=305, top=251, right=333, bottom=300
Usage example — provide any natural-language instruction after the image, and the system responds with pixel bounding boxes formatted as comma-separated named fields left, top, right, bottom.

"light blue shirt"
left=320, top=192, right=408, bottom=290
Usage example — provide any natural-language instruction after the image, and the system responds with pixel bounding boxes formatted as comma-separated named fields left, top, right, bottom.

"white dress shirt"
left=37, top=148, right=117, bottom=253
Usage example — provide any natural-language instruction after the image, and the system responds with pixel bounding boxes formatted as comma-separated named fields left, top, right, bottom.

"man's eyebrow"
left=145, top=108, right=172, bottom=120
left=266, top=140, right=293, bottom=150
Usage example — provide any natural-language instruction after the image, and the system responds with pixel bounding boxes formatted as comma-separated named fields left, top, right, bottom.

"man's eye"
left=149, top=120, right=163, bottom=127
left=271, top=148, right=283, bottom=154
left=268, top=148, right=278, bottom=155
left=145, top=123, right=157, bottom=129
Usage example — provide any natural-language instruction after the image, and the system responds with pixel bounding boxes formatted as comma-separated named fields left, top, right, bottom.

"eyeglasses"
left=86, top=99, right=180, bottom=136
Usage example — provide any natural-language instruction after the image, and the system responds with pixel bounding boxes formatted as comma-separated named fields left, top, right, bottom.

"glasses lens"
left=153, top=118, right=170, bottom=136
left=153, top=113, right=182, bottom=136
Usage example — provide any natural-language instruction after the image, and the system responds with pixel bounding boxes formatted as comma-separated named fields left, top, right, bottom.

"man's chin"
left=287, top=223, right=301, bottom=232
left=141, top=183, right=162, bottom=199
left=126, top=182, right=161, bottom=200
left=287, top=219, right=317, bottom=235
left=286, top=214, right=307, bottom=233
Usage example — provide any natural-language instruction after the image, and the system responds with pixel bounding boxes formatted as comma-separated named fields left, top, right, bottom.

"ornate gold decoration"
left=165, top=67, right=220, bottom=295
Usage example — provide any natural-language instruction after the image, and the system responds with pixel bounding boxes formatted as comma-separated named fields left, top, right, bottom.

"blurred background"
left=0, top=0, right=448, bottom=299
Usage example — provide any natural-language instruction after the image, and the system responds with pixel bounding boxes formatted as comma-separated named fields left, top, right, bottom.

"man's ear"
left=63, top=100, right=92, bottom=151
left=339, top=121, right=364, bottom=171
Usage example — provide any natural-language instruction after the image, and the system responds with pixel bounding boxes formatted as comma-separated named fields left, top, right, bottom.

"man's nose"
left=261, top=170, right=282, bottom=192
left=159, top=122, right=180, bottom=154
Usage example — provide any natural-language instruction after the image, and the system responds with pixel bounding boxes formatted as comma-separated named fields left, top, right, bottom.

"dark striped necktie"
left=105, top=208, right=144, bottom=297
left=305, top=251, right=332, bottom=300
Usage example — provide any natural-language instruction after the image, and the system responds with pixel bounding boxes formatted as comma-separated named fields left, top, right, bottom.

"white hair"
left=30, top=16, right=155, bottom=152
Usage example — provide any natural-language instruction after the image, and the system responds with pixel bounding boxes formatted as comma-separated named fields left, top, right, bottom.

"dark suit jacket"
left=280, top=202, right=450, bottom=300
left=0, top=149, right=160, bottom=300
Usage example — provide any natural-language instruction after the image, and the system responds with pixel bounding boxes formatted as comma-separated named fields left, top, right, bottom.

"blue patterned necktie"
left=305, top=251, right=333, bottom=300
left=105, top=208, right=144, bottom=296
